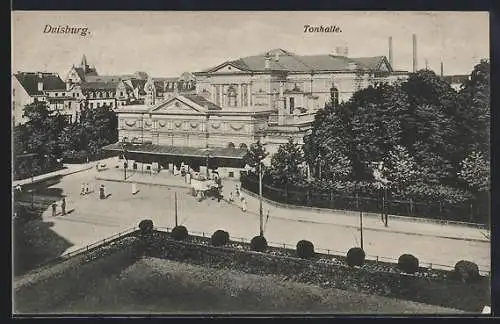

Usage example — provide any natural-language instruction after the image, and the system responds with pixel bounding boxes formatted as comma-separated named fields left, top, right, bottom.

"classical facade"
left=105, top=48, right=408, bottom=178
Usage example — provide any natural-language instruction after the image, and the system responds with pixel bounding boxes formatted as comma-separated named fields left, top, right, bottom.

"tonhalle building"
left=104, top=47, right=408, bottom=179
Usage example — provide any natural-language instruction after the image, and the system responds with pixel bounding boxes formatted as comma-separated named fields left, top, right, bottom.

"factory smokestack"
left=440, top=62, right=444, bottom=77
left=412, top=34, right=417, bottom=72
left=388, top=36, right=393, bottom=68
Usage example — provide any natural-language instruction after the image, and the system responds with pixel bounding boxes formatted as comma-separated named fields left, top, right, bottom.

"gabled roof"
left=199, top=49, right=398, bottom=74
left=86, top=75, right=125, bottom=83
left=73, top=67, right=98, bottom=81
left=179, top=72, right=196, bottom=81
left=80, top=81, right=119, bottom=91
left=153, top=77, right=178, bottom=82
left=14, top=72, right=66, bottom=96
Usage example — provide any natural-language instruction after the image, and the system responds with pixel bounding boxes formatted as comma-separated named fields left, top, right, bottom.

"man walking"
left=80, top=182, right=85, bottom=195
left=61, top=198, right=66, bottom=216
left=52, top=202, right=57, bottom=217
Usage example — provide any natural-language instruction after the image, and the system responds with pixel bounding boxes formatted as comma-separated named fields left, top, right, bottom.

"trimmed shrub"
left=296, top=240, right=315, bottom=259
left=211, top=230, right=230, bottom=247
left=250, top=235, right=268, bottom=252
left=171, top=225, right=188, bottom=241
left=346, top=247, right=365, bottom=267
left=138, top=219, right=154, bottom=234
left=398, top=254, right=419, bottom=274
left=454, top=260, right=480, bottom=283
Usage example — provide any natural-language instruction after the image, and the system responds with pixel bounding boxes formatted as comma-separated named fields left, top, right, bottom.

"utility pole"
left=259, top=162, right=263, bottom=236
left=174, top=191, right=178, bottom=227
left=357, top=192, right=364, bottom=250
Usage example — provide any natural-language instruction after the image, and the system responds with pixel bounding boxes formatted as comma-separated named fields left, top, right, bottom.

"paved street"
left=28, top=164, right=490, bottom=273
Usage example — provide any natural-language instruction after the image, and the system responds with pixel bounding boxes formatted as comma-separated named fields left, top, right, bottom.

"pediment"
left=149, top=97, right=205, bottom=114
left=378, top=57, right=392, bottom=72
left=211, top=63, right=247, bottom=74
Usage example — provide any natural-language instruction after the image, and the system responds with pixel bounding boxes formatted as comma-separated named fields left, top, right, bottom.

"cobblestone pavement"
left=32, top=165, right=491, bottom=273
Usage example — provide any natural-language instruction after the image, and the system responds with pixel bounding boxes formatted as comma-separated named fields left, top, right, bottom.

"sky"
left=12, top=11, right=489, bottom=78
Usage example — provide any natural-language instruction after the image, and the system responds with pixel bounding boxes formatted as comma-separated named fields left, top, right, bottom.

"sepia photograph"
left=11, top=11, right=491, bottom=315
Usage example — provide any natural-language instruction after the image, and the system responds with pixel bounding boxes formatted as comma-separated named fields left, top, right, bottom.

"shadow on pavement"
left=13, top=176, right=74, bottom=277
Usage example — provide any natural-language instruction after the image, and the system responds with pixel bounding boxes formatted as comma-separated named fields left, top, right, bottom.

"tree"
left=459, top=151, right=490, bottom=193
left=21, top=101, right=68, bottom=172
left=381, top=145, right=419, bottom=195
left=244, top=140, right=268, bottom=174
left=269, top=138, right=305, bottom=186
left=455, top=60, right=490, bottom=158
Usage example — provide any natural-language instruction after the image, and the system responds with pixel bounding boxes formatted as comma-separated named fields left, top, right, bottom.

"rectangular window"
left=62, top=92, right=65, bottom=97
left=120, top=91, right=124, bottom=97
left=89, top=103, right=93, bottom=108
left=110, top=102, right=114, bottom=108
left=73, top=93, right=76, bottom=98
left=55, top=93, right=58, bottom=97
left=228, top=171, right=234, bottom=178
left=289, top=97, right=295, bottom=114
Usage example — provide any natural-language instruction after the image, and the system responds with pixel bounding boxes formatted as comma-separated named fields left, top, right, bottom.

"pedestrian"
left=52, top=202, right=57, bottom=217
left=100, top=184, right=105, bottom=199
left=85, top=182, right=89, bottom=195
left=241, top=197, right=247, bottom=213
left=61, top=198, right=66, bottom=216
left=229, top=191, right=234, bottom=203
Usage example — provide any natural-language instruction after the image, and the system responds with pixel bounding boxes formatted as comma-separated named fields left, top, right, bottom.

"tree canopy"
left=303, top=60, right=490, bottom=204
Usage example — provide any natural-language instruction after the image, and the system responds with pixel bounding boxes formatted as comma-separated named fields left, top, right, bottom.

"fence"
left=240, top=175, right=488, bottom=225
left=153, top=227, right=491, bottom=276
left=30, top=227, right=139, bottom=271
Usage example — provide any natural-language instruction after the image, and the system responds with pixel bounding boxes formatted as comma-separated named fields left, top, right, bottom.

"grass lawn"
left=48, top=257, right=464, bottom=314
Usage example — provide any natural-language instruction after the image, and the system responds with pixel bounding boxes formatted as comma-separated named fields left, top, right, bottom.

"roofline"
left=103, top=146, right=245, bottom=159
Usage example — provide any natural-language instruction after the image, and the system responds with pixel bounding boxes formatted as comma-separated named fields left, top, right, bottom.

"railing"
left=31, top=227, right=139, bottom=271
left=241, top=175, right=489, bottom=226
left=153, top=227, right=490, bottom=276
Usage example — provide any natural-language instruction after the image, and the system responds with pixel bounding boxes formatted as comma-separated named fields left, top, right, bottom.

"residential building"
left=12, top=72, right=71, bottom=125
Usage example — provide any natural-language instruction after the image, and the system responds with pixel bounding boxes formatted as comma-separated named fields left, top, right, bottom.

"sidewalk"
left=94, top=169, right=489, bottom=243
left=13, top=164, right=92, bottom=188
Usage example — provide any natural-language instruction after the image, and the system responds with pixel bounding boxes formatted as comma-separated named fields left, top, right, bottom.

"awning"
left=102, top=142, right=248, bottom=160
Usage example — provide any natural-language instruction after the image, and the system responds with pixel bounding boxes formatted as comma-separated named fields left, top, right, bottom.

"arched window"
left=239, top=143, right=248, bottom=149
left=228, top=85, right=237, bottom=107
left=227, top=142, right=235, bottom=149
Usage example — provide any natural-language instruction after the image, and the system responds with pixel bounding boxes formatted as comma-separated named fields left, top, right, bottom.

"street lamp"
left=258, top=158, right=264, bottom=236
left=121, top=138, right=128, bottom=180
left=373, top=162, right=389, bottom=227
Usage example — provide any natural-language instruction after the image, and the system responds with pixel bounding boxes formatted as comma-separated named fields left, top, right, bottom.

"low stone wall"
left=14, top=236, right=141, bottom=314
left=145, top=230, right=490, bottom=312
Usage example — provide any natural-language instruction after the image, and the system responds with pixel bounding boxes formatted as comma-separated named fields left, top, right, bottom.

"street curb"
left=14, top=165, right=94, bottom=187
left=240, top=187, right=488, bottom=230
left=239, top=189, right=489, bottom=244
left=94, top=176, right=191, bottom=191
left=92, top=176, right=489, bottom=244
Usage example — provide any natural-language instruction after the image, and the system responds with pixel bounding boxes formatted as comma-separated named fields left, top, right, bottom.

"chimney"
left=440, top=62, right=444, bottom=77
left=388, top=36, right=393, bottom=67
left=412, top=34, right=417, bottom=72
left=37, top=81, right=43, bottom=91
left=265, top=55, right=271, bottom=69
